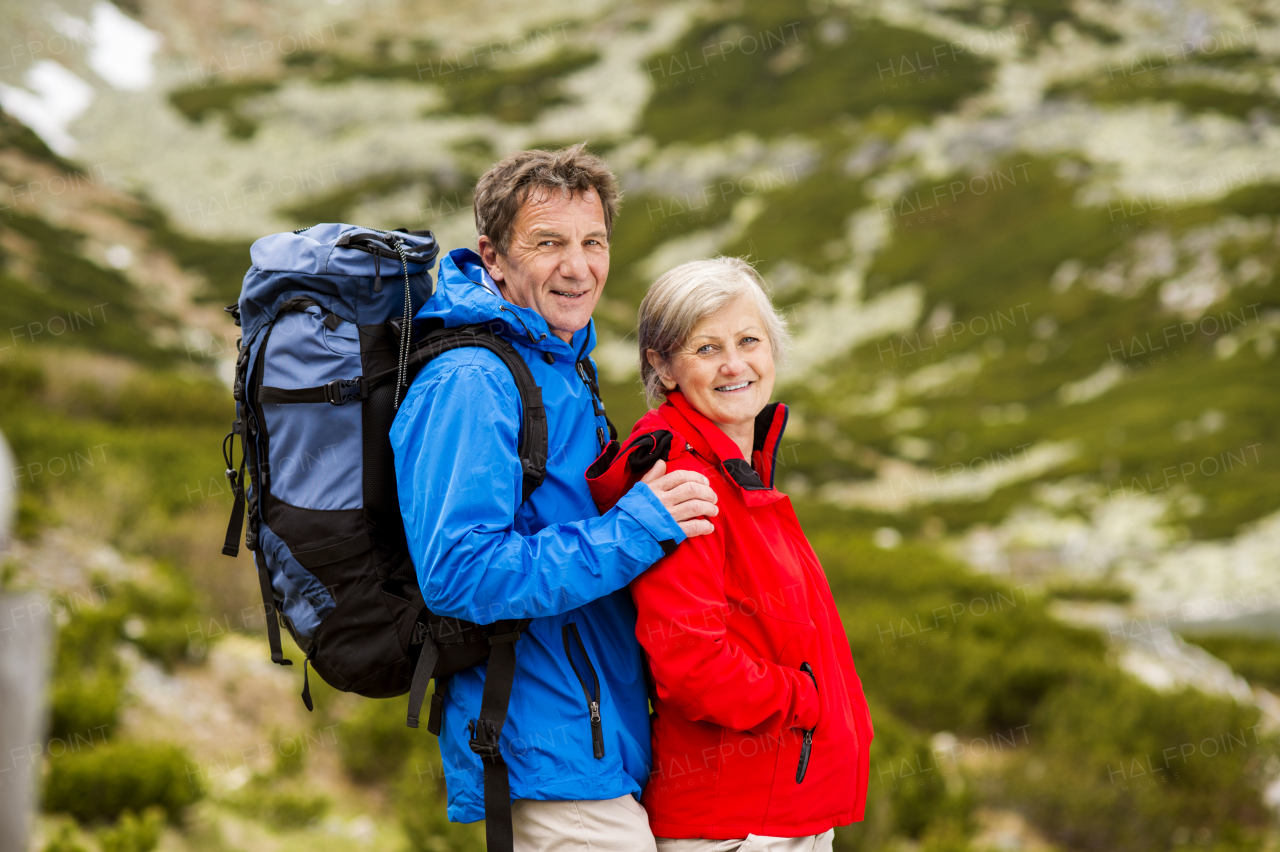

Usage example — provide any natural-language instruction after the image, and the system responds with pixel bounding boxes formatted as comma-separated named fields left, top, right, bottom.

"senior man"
left=391, top=144, right=718, bottom=852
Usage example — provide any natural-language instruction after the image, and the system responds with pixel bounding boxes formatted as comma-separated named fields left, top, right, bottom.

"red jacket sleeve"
left=631, top=518, right=819, bottom=737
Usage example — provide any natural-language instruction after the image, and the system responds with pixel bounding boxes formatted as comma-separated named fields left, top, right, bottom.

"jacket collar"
left=416, top=247, right=596, bottom=361
left=661, top=391, right=789, bottom=502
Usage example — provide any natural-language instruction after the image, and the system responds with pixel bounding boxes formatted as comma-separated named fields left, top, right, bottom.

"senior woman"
left=587, top=257, right=873, bottom=852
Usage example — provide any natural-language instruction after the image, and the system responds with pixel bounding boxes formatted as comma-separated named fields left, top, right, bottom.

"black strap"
left=301, top=650, right=314, bottom=711
left=468, top=620, right=526, bottom=852
left=258, top=376, right=368, bottom=406
left=406, top=632, right=441, bottom=730
left=576, top=357, right=618, bottom=446
left=385, top=326, right=548, bottom=503
left=427, top=681, right=446, bottom=736
left=253, top=549, right=290, bottom=666
left=221, top=425, right=246, bottom=557
left=292, top=531, right=372, bottom=568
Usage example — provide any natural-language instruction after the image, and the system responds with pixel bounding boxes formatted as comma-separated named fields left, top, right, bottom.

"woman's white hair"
left=638, top=256, right=790, bottom=405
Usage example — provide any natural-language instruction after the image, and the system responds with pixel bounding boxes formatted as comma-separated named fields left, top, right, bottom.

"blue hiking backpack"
left=219, top=226, right=551, bottom=833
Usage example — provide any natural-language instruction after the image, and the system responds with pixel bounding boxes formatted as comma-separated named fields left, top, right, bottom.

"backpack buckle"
left=467, top=719, right=502, bottom=760
left=325, top=377, right=365, bottom=405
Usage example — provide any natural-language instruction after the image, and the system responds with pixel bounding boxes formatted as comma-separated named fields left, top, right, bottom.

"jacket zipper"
left=562, top=623, right=605, bottom=759
left=796, top=662, right=816, bottom=783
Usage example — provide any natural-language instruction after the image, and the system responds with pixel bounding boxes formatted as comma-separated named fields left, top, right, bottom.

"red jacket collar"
left=585, top=392, right=790, bottom=514
left=662, top=391, right=789, bottom=496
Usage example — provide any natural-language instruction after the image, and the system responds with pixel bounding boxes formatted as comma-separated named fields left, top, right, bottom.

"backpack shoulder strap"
left=397, top=324, right=548, bottom=503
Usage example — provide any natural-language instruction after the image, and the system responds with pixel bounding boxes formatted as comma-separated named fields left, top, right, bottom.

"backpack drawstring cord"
left=394, top=242, right=412, bottom=410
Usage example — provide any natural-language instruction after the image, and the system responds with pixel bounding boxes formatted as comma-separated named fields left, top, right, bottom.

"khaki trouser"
left=512, top=793, right=658, bottom=852
left=656, top=830, right=835, bottom=852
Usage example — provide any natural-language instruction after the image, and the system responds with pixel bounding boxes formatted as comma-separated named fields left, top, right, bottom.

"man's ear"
left=646, top=349, right=677, bottom=391
left=477, top=235, right=505, bottom=282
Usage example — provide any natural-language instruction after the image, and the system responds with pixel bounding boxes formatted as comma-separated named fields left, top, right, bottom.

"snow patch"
left=86, top=2, right=161, bottom=90
left=0, top=60, right=95, bottom=155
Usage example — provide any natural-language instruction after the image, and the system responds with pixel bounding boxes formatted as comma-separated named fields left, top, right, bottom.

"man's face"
left=478, top=187, right=610, bottom=344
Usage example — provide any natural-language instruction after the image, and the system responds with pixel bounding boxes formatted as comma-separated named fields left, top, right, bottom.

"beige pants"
left=512, top=793, right=658, bottom=852
left=655, top=829, right=835, bottom=852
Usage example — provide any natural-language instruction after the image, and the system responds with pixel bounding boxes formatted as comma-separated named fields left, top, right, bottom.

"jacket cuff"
left=616, top=481, right=687, bottom=554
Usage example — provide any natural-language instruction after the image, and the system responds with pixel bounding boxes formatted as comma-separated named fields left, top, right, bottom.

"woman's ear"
left=646, top=349, right=678, bottom=391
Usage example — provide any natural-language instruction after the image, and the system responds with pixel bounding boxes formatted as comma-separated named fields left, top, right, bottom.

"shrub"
left=998, top=667, right=1275, bottom=852
left=1183, top=633, right=1280, bottom=691
left=41, top=823, right=89, bottom=852
left=395, top=734, right=485, bottom=852
left=225, top=786, right=330, bottom=829
left=339, top=696, right=419, bottom=784
left=811, top=534, right=1106, bottom=734
left=44, top=741, right=203, bottom=824
left=838, top=701, right=973, bottom=852
left=95, top=808, right=165, bottom=852
left=50, top=599, right=127, bottom=740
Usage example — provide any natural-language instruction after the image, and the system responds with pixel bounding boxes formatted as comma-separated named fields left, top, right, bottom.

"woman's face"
left=649, top=294, right=776, bottom=443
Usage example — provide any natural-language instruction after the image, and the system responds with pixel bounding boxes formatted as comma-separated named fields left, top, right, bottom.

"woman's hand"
left=640, top=458, right=718, bottom=538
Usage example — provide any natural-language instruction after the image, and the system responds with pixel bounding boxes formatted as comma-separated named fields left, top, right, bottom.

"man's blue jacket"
left=390, top=248, right=685, bottom=822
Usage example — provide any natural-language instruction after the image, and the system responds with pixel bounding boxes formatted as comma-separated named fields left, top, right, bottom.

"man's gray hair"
left=473, top=142, right=620, bottom=254
left=638, top=256, right=790, bottom=405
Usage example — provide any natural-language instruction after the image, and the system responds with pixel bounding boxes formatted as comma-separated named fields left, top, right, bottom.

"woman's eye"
left=740, top=337, right=759, bottom=346
left=696, top=344, right=715, bottom=355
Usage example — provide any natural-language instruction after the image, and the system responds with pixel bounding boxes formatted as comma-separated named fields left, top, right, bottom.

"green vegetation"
left=722, top=160, right=866, bottom=273
left=1045, top=580, right=1134, bottom=604
left=224, top=782, right=331, bottom=829
left=640, top=2, right=993, bottom=144
left=395, top=734, right=486, bottom=852
left=123, top=202, right=253, bottom=306
left=0, top=108, right=78, bottom=171
left=95, top=808, right=165, bottom=852
left=6, top=5, right=1280, bottom=851
left=339, top=696, right=420, bottom=783
left=50, top=569, right=203, bottom=739
left=1183, top=633, right=1280, bottom=690
left=807, top=533, right=1277, bottom=852
left=1050, top=51, right=1277, bottom=119
left=426, top=49, right=600, bottom=124
left=1000, top=669, right=1271, bottom=851
left=772, top=159, right=1280, bottom=538
left=44, top=741, right=204, bottom=824
left=0, top=213, right=180, bottom=366
left=0, top=355, right=233, bottom=538
left=168, top=79, right=280, bottom=139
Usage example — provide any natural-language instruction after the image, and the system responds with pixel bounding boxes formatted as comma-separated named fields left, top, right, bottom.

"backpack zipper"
left=561, top=623, right=605, bottom=759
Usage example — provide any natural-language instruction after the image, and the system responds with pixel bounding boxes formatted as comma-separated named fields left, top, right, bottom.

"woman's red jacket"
left=587, top=391, right=873, bottom=839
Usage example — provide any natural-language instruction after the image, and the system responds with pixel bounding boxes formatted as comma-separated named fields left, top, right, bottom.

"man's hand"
left=640, top=458, right=718, bottom=538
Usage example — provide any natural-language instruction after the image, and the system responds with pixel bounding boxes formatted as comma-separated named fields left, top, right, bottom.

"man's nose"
left=559, top=244, right=591, bottom=280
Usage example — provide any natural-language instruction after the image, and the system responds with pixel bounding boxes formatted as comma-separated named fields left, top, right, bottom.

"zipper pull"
left=589, top=701, right=604, bottom=759
left=796, top=730, right=813, bottom=783
left=796, top=661, right=817, bottom=783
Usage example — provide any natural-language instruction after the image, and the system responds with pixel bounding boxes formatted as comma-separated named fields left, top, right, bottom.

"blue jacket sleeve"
left=390, top=356, right=685, bottom=624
